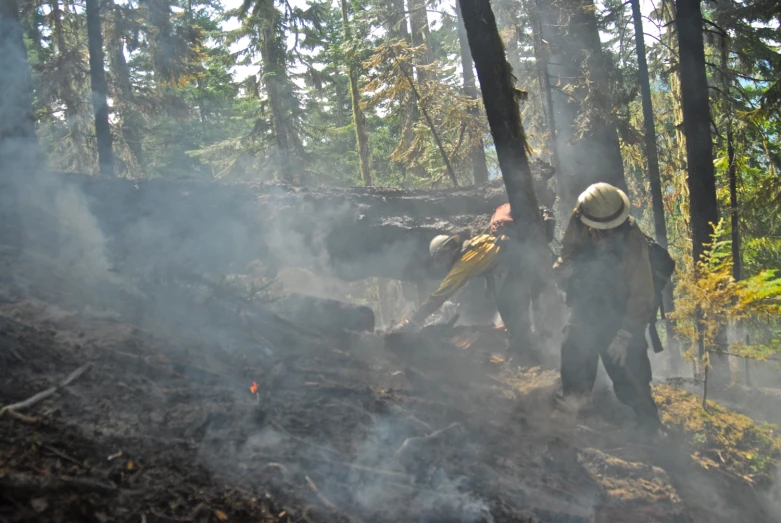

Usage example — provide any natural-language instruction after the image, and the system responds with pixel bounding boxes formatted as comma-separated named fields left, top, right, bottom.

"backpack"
left=644, top=234, right=675, bottom=318
left=644, top=233, right=675, bottom=353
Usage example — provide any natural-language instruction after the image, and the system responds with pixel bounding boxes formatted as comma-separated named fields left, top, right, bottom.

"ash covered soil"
left=0, top=188, right=777, bottom=523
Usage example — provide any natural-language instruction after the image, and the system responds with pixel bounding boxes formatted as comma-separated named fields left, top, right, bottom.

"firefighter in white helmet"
left=553, top=183, right=662, bottom=430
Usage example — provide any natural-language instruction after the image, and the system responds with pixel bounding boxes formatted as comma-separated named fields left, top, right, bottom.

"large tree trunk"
left=537, top=0, right=626, bottom=210
left=455, top=2, right=489, bottom=185
left=400, top=0, right=431, bottom=180
left=719, top=31, right=740, bottom=282
left=676, top=0, right=719, bottom=268
left=527, top=0, right=562, bottom=197
left=456, top=0, right=549, bottom=263
left=107, top=0, right=144, bottom=171
left=660, top=0, right=685, bottom=371
left=630, top=0, right=680, bottom=367
left=630, top=0, right=667, bottom=251
left=407, top=0, right=434, bottom=84
left=340, top=0, right=373, bottom=186
left=86, top=0, right=115, bottom=176
left=385, top=0, right=421, bottom=181
left=49, top=0, right=91, bottom=173
left=259, top=3, right=295, bottom=183
left=663, top=0, right=687, bottom=181
left=676, top=0, right=728, bottom=385
left=0, top=0, right=39, bottom=171
left=457, top=0, right=557, bottom=356
left=727, top=129, right=740, bottom=280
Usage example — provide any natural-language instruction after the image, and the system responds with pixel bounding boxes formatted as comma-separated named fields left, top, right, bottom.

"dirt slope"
left=0, top=260, right=776, bottom=523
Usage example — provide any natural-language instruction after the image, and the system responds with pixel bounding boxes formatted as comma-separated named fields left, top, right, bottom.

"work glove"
left=552, top=258, right=573, bottom=283
left=607, top=329, right=632, bottom=367
left=389, top=318, right=415, bottom=334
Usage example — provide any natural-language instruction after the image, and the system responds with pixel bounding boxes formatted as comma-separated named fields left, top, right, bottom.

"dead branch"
left=149, top=509, right=195, bottom=522
left=308, top=457, right=413, bottom=483
left=387, top=45, right=459, bottom=187
left=395, top=422, right=462, bottom=459
left=270, top=420, right=344, bottom=459
left=43, top=444, right=90, bottom=469
left=260, top=462, right=292, bottom=482
left=305, top=475, right=338, bottom=512
left=0, top=472, right=115, bottom=494
left=0, top=362, right=91, bottom=417
left=5, top=410, right=40, bottom=424
left=386, top=403, right=433, bottom=432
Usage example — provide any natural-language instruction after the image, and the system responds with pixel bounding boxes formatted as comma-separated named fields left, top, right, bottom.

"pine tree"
left=536, top=0, right=627, bottom=208
left=455, top=2, right=488, bottom=185
left=0, top=0, right=39, bottom=171
left=340, top=0, right=372, bottom=185
left=86, top=0, right=115, bottom=176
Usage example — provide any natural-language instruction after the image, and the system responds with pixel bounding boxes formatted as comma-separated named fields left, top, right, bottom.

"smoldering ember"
left=1, top=0, right=781, bottom=521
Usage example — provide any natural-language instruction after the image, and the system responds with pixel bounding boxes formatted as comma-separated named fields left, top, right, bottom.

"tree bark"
left=676, top=0, right=719, bottom=266
left=86, top=0, right=115, bottom=176
left=340, top=0, right=373, bottom=186
left=407, top=0, right=434, bottom=84
left=0, top=0, right=39, bottom=171
left=659, top=0, right=685, bottom=371
left=527, top=0, right=562, bottom=199
left=630, top=0, right=667, bottom=251
left=48, top=0, right=91, bottom=173
left=455, top=2, right=489, bottom=185
left=107, top=0, right=144, bottom=170
left=663, top=0, right=687, bottom=184
left=386, top=0, right=421, bottom=180
left=259, top=0, right=295, bottom=183
left=719, top=33, right=741, bottom=281
left=727, top=128, right=740, bottom=279
left=537, top=0, right=627, bottom=210
left=456, top=0, right=548, bottom=250
left=631, top=0, right=681, bottom=366
left=457, top=0, right=557, bottom=356
left=676, top=0, right=728, bottom=384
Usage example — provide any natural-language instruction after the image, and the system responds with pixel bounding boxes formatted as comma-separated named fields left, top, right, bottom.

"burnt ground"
left=0, top=236, right=778, bottom=522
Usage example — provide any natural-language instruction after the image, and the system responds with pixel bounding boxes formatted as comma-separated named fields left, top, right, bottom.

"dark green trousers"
left=560, top=308, right=661, bottom=428
left=494, top=264, right=540, bottom=361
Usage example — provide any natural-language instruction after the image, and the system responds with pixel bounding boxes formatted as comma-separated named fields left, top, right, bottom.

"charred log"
left=23, top=169, right=554, bottom=284
left=274, top=293, right=375, bottom=334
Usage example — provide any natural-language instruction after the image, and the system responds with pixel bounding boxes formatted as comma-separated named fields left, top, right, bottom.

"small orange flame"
left=250, top=381, right=258, bottom=394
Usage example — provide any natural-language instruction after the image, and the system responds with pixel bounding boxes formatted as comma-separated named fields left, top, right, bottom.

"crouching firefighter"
left=553, top=183, right=663, bottom=430
left=394, top=204, right=555, bottom=363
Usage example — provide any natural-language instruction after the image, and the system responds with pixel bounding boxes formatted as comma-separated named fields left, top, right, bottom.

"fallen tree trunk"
left=11, top=169, right=554, bottom=283
left=274, top=293, right=375, bottom=333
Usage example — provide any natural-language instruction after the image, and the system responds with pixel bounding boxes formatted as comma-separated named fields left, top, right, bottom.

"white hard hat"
left=429, top=235, right=458, bottom=258
left=577, top=183, right=631, bottom=230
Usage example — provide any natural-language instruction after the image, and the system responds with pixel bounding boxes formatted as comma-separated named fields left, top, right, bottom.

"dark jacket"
left=553, top=212, right=655, bottom=335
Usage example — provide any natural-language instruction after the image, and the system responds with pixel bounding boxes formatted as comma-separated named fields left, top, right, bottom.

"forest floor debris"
left=0, top=248, right=779, bottom=522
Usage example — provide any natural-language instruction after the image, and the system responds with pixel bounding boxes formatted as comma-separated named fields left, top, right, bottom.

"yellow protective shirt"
left=411, top=233, right=502, bottom=325
left=431, top=234, right=502, bottom=300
